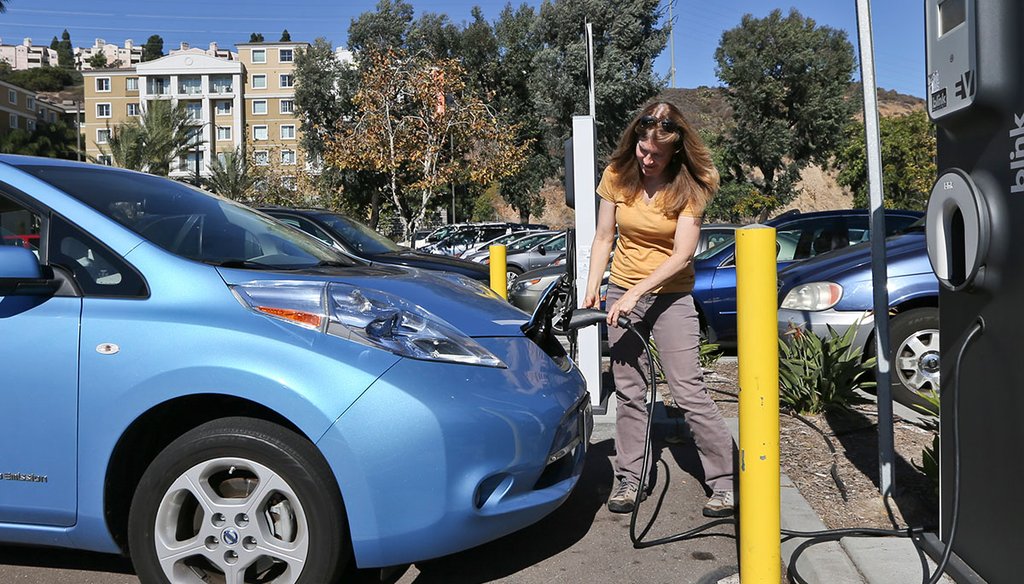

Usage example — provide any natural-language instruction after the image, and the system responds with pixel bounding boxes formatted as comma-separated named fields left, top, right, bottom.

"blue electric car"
left=0, top=156, right=590, bottom=582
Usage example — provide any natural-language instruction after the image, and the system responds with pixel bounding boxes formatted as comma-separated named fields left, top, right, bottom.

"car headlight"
left=232, top=280, right=506, bottom=368
left=780, top=281, right=843, bottom=311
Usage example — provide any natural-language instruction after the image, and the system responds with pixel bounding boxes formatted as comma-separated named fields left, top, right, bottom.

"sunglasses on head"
left=638, top=115, right=681, bottom=134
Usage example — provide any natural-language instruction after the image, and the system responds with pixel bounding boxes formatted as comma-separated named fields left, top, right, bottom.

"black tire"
left=128, top=417, right=348, bottom=584
left=506, top=265, right=523, bottom=285
left=889, top=307, right=940, bottom=412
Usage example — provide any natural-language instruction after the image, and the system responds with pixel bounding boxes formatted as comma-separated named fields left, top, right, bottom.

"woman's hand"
left=607, top=289, right=639, bottom=327
left=582, top=293, right=599, bottom=309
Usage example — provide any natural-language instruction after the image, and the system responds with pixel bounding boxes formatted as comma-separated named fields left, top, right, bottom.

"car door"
left=527, top=233, right=567, bottom=270
left=0, top=192, right=81, bottom=526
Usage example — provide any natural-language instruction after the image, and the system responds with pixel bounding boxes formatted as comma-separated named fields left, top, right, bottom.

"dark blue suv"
left=692, top=209, right=923, bottom=346
left=777, top=218, right=938, bottom=409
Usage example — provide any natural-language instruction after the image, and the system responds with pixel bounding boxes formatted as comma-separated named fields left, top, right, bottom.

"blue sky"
left=0, top=0, right=925, bottom=97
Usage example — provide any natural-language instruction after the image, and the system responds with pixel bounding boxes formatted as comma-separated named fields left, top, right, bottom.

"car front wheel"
left=890, top=307, right=940, bottom=412
left=128, top=417, right=348, bottom=584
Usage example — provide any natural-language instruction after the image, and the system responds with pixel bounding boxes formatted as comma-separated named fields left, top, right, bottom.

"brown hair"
left=605, top=102, right=719, bottom=218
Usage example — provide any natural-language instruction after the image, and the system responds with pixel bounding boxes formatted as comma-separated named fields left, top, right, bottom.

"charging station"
left=564, top=115, right=606, bottom=410
left=923, top=1, right=1022, bottom=580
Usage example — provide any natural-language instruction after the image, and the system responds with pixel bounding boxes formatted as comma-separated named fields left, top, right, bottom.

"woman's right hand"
left=582, top=293, right=598, bottom=309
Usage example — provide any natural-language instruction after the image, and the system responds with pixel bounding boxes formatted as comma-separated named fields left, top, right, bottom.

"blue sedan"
left=692, top=209, right=922, bottom=345
left=0, top=156, right=589, bottom=582
left=777, top=220, right=938, bottom=409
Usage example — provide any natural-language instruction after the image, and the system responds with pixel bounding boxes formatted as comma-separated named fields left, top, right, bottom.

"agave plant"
left=778, top=322, right=875, bottom=415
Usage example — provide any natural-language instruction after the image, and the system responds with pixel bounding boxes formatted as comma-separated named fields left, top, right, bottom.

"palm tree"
left=206, top=146, right=256, bottom=201
left=99, top=100, right=196, bottom=176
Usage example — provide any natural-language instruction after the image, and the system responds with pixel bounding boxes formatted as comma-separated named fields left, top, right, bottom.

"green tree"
left=87, top=51, right=108, bottom=69
left=142, top=35, right=164, bottom=62
left=715, top=9, right=856, bottom=220
left=100, top=101, right=196, bottom=175
left=206, top=146, right=257, bottom=200
left=50, top=36, right=59, bottom=52
left=279, top=29, right=291, bottom=42
left=0, top=121, right=79, bottom=159
left=324, top=50, right=528, bottom=239
left=530, top=0, right=668, bottom=159
left=58, top=30, right=74, bottom=69
left=835, top=109, right=936, bottom=211
left=249, top=33, right=265, bottom=43
left=347, top=0, right=414, bottom=55
left=0, top=66, right=80, bottom=91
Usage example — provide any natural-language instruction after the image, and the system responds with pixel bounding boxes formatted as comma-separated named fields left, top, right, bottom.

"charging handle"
left=568, top=308, right=630, bottom=330
left=926, top=169, right=990, bottom=291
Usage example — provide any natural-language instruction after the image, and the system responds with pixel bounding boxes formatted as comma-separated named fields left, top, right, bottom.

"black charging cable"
left=566, top=309, right=738, bottom=549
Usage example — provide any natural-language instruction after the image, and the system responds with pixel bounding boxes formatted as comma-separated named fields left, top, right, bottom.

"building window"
left=96, top=103, right=112, bottom=118
left=252, top=100, right=267, bottom=115
left=254, top=150, right=269, bottom=166
left=148, top=77, right=170, bottom=95
left=216, top=152, right=228, bottom=167
left=185, top=126, right=202, bottom=145
left=280, top=99, right=294, bottom=114
left=253, top=125, right=268, bottom=140
left=26, top=97, right=35, bottom=111
left=126, top=77, right=139, bottom=91
left=127, top=103, right=140, bottom=116
left=280, top=124, right=296, bottom=140
left=185, top=102, right=202, bottom=121
left=279, top=48, right=293, bottom=63
left=252, top=75, right=267, bottom=89
left=26, top=119, right=35, bottom=132
left=279, top=74, right=293, bottom=88
left=212, top=75, right=233, bottom=93
left=179, top=76, right=202, bottom=95
left=96, top=128, right=111, bottom=144
left=8, top=89, right=15, bottom=104
left=97, top=154, right=112, bottom=166
left=252, top=49, right=266, bottom=63
left=8, top=113, right=16, bottom=129
left=281, top=150, right=296, bottom=165
left=96, top=77, right=111, bottom=92
left=215, top=100, right=232, bottom=115
left=217, top=126, right=231, bottom=141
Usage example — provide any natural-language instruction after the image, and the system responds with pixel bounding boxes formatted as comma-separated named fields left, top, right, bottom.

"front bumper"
left=316, top=336, right=589, bottom=568
left=778, top=307, right=874, bottom=353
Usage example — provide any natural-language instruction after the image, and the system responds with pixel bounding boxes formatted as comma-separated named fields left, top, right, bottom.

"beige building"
left=77, top=38, right=143, bottom=70
left=82, top=40, right=308, bottom=181
left=0, top=38, right=58, bottom=70
left=0, top=79, right=65, bottom=139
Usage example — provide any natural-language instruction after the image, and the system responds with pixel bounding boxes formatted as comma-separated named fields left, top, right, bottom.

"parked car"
left=697, top=223, right=739, bottom=255
left=777, top=219, right=937, bottom=409
left=482, top=230, right=567, bottom=283
left=692, top=209, right=923, bottom=346
left=420, top=222, right=546, bottom=255
left=0, top=156, right=590, bottom=582
left=399, top=228, right=433, bottom=248
left=459, top=228, right=548, bottom=259
left=259, top=207, right=490, bottom=282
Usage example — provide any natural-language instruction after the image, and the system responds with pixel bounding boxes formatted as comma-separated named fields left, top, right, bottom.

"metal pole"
left=585, top=22, right=595, bottom=117
left=854, top=0, right=895, bottom=496
left=75, top=100, right=81, bottom=161
left=669, top=0, right=676, bottom=87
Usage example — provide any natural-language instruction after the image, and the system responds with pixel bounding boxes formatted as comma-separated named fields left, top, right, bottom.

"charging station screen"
left=939, top=0, right=966, bottom=36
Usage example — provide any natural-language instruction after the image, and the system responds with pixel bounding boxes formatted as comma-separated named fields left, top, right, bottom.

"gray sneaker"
left=607, top=478, right=646, bottom=513
left=703, top=490, right=735, bottom=517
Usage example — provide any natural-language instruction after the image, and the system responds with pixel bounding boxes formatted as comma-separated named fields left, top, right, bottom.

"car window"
left=704, top=231, right=734, bottom=251
left=317, top=213, right=400, bottom=255
left=509, top=233, right=554, bottom=252
left=542, top=234, right=566, bottom=253
left=0, top=193, right=40, bottom=256
left=13, top=164, right=352, bottom=270
left=49, top=215, right=147, bottom=297
left=272, top=215, right=337, bottom=249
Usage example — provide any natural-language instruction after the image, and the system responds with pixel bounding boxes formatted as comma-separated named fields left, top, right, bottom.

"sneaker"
left=703, top=490, right=735, bottom=517
left=607, top=478, right=647, bottom=513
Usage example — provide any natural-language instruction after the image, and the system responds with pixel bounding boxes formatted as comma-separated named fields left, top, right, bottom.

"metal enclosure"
left=924, top=0, right=1024, bottom=581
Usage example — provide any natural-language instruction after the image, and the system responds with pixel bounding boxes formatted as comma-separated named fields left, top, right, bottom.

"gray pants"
left=606, top=284, right=735, bottom=493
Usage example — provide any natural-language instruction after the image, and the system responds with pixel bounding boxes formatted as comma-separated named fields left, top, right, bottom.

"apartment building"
left=0, top=38, right=58, bottom=70
left=82, top=40, right=307, bottom=181
left=237, top=41, right=308, bottom=182
left=169, top=41, right=238, bottom=61
left=77, top=38, right=143, bottom=70
left=0, top=79, right=65, bottom=139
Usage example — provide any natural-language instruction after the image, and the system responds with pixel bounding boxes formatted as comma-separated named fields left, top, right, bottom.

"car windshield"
left=16, top=164, right=355, bottom=269
left=316, top=213, right=401, bottom=254
left=509, top=232, right=556, bottom=252
left=695, top=241, right=734, bottom=261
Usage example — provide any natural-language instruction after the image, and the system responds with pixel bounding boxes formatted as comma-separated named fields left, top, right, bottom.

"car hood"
left=217, top=263, right=528, bottom=337
left=371, top=250, right=489, bottom=278
left=778, top=231, right=929, bottom=289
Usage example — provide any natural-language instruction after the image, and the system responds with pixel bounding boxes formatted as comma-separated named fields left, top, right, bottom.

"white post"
left=571, top=115, right=602, bottom=407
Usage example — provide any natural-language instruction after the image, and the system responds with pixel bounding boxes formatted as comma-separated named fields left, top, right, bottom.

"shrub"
left=912, top=389, right=940, bottom=498
left=699, top=338, right=723, bottom=369
left=778, top=322, right=875, bottom=414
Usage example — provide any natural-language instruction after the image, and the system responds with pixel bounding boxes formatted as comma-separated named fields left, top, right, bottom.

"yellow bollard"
left=489, top=244, right=507, bottom=300
left=735, top=225, right=780, bottom=583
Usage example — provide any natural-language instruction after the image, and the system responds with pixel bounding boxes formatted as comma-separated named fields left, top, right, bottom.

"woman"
left=583, top=102, right=736, bottom=516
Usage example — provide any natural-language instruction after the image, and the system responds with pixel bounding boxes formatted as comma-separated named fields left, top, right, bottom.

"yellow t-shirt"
left=597, top=166, right=702, bottom=294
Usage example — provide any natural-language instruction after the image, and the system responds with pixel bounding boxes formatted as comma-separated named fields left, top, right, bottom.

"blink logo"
left=1012, top=113, right=1024, bottom=194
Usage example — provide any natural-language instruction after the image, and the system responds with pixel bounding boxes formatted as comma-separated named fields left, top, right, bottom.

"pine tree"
left=142, top=35, right=164, bottom=62
left=57, top=30, right=74, bottom=69
left=280, top=29, right=291, bottom=42
left=249, top=33, right=265, bottom=43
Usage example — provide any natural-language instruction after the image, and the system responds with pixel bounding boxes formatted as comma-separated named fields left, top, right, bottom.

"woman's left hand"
left=607, top=290, right=639, bottom=327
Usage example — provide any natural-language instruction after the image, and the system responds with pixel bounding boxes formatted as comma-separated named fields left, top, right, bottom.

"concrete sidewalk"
left=592, top=379, right=953, bottom=584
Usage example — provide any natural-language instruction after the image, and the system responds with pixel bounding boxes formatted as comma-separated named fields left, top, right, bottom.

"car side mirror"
left=538, top=246, right=546, bottom=255
left=0, top=246, right=61, bottom=296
